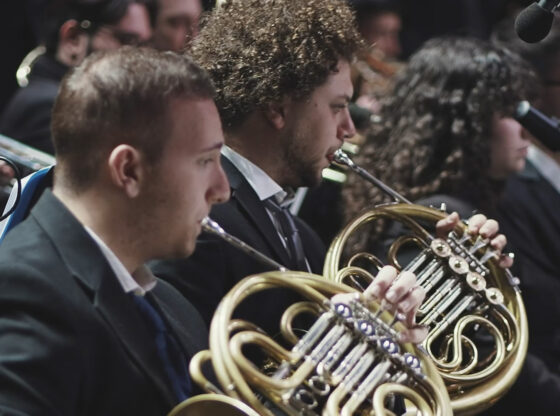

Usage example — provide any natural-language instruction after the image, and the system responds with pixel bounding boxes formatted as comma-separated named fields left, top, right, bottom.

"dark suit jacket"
left=478, top=160, right=560, bottom=414
left=151, top=156, right=326, bottom=335
left=0, top=54, right=67, bottom=154
left=496, top=161, right=560, bottom=369
left=0, top=190, right=208, bottom=416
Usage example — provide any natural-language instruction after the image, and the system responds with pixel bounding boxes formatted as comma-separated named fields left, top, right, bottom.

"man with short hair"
left=151, top=0, right=202, bottom=51
left=0, top=46, right=230, bottom=415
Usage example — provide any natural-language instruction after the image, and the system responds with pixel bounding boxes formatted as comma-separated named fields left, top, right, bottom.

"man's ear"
left=57, top=20, right=88, bottom=66
left=263, top=97, right=291, bottom=130
left=108, top=145, right=144, bottom=198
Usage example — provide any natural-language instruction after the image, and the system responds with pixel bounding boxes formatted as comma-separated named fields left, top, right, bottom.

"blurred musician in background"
left=484, top=17, right=560, bottom=415
left=491, top=16, right=560, bottom=325
left=351, top=0, right=403, bottom=61
left=151, top=0, right=510, bottom=345
left=349, top=0, right=404, bottom=114
left=151, top=0, right=202, bottom=52
left=0, top=0, right=153, bottom=155
left=0, top=47, right=230, bottom=415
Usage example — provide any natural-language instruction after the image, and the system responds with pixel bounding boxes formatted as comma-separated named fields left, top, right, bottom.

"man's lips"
left=326, top=147, right=341, bottom=163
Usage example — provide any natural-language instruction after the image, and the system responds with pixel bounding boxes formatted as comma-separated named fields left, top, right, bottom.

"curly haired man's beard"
left=281, top=133, right=324, bottom=189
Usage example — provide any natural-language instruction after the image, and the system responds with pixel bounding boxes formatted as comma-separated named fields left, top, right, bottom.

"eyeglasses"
left=96, top=25, right=149, bottom=47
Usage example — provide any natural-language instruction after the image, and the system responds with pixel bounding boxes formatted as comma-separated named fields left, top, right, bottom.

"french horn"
left=326, top=150, right=528, bottom=415
left=169, top=218, right=452, bottom=416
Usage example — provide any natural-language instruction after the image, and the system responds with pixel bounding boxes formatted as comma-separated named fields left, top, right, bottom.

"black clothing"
left=0, top=190, right=208, bottom=415
left=481, top=160, right=560, bottom=414
left=151, top=156, right=326, bottom=336
left=0, top=54, right=67, bottom=154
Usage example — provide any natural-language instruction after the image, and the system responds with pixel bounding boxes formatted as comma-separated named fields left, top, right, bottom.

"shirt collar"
left=527, top=144, right=560, bottom=194
left=221, top=145, right=291, bottom=203
left=85, top=227, right=157, bottom=296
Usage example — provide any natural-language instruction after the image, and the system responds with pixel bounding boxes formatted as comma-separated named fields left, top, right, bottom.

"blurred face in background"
left=91, top=2, right=152, bottom=50
left=57, top=2, right=152, bottom=68
left=488, top=115, right=531, bottom=179
left=358, top=11, right=402, bottom=59
left=152, top=0, right=202, bottom=51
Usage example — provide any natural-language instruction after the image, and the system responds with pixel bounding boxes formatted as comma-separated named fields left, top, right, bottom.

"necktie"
left=132, top=293, right=192, bottom=402
left=265, top=197, right=309, bottom=271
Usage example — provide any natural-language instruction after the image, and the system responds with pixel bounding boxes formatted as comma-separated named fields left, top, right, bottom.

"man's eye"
left=199, top=158, right=214, bottom=166
left=332, top=103, right=348, bottom=111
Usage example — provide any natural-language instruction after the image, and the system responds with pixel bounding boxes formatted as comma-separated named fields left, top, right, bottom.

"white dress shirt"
left=86, top=227, right=156, bottom=296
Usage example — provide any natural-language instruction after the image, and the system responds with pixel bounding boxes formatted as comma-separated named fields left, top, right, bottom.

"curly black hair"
left=191, top=0, right=364, bottom=131
left=343, top=36, right=539, bottom=226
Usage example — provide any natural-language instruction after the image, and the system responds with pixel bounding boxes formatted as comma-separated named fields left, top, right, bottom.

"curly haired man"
left=151, top=0, right=508, bottom=345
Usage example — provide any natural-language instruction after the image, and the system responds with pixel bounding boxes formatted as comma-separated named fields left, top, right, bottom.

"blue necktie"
left=132, top=294, right=192, bottom=402
left=265, top=197, right=309, bottom=271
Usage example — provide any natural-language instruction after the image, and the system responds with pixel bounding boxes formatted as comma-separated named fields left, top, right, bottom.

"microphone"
left=515, top=101, right=560, bottom=152
left=515, top=0, right=559, bottom=43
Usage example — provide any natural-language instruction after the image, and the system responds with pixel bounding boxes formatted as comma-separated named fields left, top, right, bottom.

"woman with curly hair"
left=343, top=36, right=539, bottom=233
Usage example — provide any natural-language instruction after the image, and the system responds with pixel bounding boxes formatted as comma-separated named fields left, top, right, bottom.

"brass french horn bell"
left=325, top=150, right=528, bottom=415
left=169, top=218, right=452, bottom=416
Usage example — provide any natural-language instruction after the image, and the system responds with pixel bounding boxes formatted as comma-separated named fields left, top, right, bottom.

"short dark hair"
left=191, top=0, right=364, bottom=131
left=51, top=46, right=215, bottom=191
left=43, top=0, right=130, bottom=55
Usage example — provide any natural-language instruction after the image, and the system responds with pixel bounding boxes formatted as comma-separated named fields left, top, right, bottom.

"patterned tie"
left=131, top=293, right=192, bottom=402
left=265, top=197, right=309, bottom=271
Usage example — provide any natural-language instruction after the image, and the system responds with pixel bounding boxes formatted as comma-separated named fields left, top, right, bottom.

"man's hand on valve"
left=332, top=265, right=427, bottom=344
left=330, top=212, right=514, bottom=345
left=436, top=212, right=514, bottom=268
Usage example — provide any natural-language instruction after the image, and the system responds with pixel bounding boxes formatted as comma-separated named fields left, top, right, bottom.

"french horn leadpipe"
left=333, top=149, right=412, bottom=204
left=329, top=149, right=528, bottom=415
left=202, top=216, right=287, bottom=271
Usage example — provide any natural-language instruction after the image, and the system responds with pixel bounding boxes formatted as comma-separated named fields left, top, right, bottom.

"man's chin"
left=307, top=171, right=325, bottom=188
left=160, top=243, right=196, bottom=260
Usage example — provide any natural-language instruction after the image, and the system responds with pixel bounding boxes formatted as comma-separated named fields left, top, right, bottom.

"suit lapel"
left=150, top=288, right=202, bottom=361
left=31, top=191, right=177, bottom=407
left=221, top=156, right=292, bottom=268
left=94, top=274, right=177, bottom=406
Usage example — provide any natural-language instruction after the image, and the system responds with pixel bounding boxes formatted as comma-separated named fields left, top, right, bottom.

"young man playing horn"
left=151, top=0, right=512, bottom=344
left=0, top=47, right=230, bottom=415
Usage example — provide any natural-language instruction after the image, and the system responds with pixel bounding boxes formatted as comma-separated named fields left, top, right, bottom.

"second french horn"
left=169, top=218, right=452, bottom=416
left=326, top=150, right=527, bottom=415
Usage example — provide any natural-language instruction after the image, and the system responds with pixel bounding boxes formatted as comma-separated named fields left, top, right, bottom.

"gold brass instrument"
left=170, top=218, right=452, bottom=416
left=326, top=150, right=528, bottom=415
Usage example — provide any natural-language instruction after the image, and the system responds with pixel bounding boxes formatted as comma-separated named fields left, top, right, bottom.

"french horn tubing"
left=169, top=217, right=452, bottom=416
left=326, top=150, right=528, bottom=415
